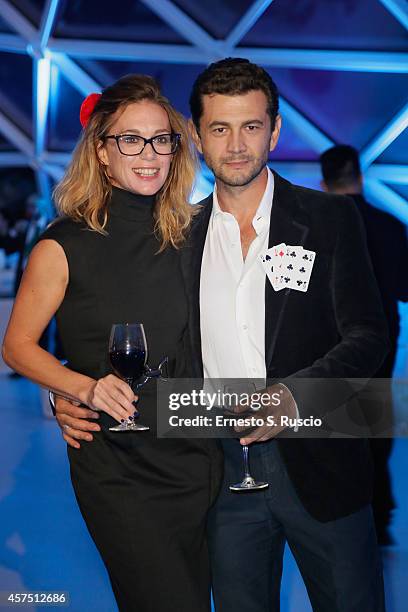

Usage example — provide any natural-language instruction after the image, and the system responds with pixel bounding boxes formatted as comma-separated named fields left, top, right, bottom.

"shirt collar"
left=211, top=167, right=274, bottom=235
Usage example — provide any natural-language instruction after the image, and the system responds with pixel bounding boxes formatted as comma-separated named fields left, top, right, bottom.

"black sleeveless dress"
left=39, top=187, right=223, bottom=612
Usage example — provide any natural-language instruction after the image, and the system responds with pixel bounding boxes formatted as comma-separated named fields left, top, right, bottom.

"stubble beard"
left=204, top=148, right=270, bottom=189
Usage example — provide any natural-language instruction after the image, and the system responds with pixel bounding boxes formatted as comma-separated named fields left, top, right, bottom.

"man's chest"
left=240, top=224, right=257, bottom=260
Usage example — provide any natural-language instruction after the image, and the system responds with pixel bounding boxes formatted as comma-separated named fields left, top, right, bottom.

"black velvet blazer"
left=181, top=171, right=389, bottom=522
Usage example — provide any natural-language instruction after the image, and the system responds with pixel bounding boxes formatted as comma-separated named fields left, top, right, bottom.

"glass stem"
left=125, top=379, right=137, bottom=414
left=242, top=445, right=251, bottom=478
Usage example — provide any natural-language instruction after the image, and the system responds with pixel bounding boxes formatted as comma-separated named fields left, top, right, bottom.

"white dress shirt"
left=200, top=168, right=274, bottom=383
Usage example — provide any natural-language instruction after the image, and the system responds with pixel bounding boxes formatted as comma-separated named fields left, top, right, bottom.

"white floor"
left=0, top=374, right=407, bottom=612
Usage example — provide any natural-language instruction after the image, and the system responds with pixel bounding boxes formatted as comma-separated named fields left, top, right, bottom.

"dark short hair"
left=189, top=58, right=279, bottom=131
left=319, top=145, right=361, bottom=189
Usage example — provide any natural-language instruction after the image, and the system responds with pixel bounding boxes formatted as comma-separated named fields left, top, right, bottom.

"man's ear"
left=97, top=140, right=109, bottom=166
left=320, top=180, right=329, bottom=192
left=188, top=118, right=203, bottom=155
left=269, top=114, right=281, bottom=153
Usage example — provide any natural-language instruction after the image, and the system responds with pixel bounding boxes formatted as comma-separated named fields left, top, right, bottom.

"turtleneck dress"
left=39, top=187, right=223, bottom=612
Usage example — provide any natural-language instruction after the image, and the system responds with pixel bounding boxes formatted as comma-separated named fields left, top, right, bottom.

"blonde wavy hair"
left=54, top=74, right=198, bottom=250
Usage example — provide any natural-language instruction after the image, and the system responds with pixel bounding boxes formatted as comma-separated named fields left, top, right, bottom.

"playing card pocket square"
left=260, top=243, right=316, bottom=292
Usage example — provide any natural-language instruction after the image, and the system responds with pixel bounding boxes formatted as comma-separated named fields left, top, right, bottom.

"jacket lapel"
left=181, top=195, right=213, bottom=377
left=265, top=173, right=309, bottom=371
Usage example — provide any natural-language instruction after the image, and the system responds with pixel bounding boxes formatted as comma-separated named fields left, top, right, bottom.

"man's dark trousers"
left=208, top=439, right=385, bottom=612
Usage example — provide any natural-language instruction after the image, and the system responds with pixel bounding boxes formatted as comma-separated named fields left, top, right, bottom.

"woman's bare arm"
left=2, top=239, right=135, bottom=421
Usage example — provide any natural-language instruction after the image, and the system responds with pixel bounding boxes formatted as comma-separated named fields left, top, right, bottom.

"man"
left=320, top=144, right=408, bottom=545
left=55, top=59, right=388, bottom=611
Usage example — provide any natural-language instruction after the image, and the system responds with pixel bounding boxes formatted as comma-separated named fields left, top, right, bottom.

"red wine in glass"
left=108, top=323, right=150, bottom=432
left=109, top=348, right=147, bottom=382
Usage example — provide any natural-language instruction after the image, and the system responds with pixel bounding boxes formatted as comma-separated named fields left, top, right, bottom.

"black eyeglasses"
left=104, top=132, right=181, bottom=156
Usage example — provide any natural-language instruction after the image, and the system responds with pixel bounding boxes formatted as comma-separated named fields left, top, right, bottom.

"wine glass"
left=108, top=323, right=168, bottom=432
left=224, top=383, right=269, bottom=492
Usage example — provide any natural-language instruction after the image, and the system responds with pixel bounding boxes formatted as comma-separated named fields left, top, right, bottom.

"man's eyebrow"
left=208, top=119, right=265, bottom=128
left=208, top=121, right=230, bottom=128
left=242, top=119, right=264, bottom=126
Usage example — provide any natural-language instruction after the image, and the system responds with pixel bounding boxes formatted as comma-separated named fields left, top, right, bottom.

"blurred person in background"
left=0, top=195, right=51, bottom=374
left=0, top=209, right=9, bottom=237
left=0, top=207, right=26, bottom=263
left=320, top=144, right=408, bottom=545
left=12, top=194, right=50, bottom=295
left=0, top=194, right=50, bottom=294
left=0, top=210, right=9, bottom=272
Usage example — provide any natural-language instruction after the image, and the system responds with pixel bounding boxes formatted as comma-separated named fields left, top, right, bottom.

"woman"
left=2, top=75, right=222, bottom=612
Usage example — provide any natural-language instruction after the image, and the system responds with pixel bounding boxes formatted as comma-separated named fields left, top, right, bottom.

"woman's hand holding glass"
left=82, top=374, right=138, bottom=423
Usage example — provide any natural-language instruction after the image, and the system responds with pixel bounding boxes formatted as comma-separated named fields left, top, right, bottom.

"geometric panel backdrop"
left=0, top=0, right=407, bottom=222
